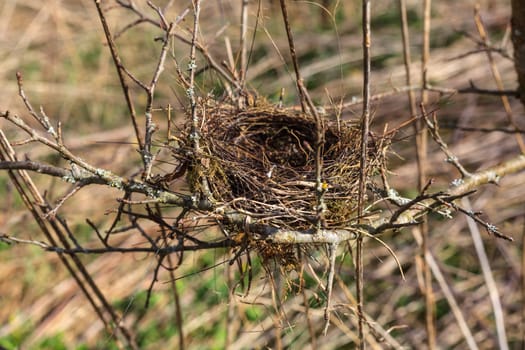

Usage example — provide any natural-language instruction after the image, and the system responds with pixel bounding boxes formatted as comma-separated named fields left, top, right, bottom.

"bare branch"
left=0, top=232, right=234, bottom=255
left=94, top=0, right=143, bottom=150
left=423, top=110, right=472, bottom=178
left=474, top=5, right=525, bottom=153
left=143, top=21, right=176, bottom=180
left=355, top=1, right=371, bottom=346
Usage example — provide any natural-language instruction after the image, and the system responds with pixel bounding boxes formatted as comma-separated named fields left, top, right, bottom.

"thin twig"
left=0, top=129, right=138, bottom=349
left=240, top=0, right=248, bottom=87
left=278, top=0, right=326, bottom=235
left=166, top=254, right=185, bottom=350
left=0, top=233, right=234, bottom=254
left=297, top=252, right=317, bottom=348
left=522, top=219, right=525, bottom=350
left=281, top=30, right=327, bottom=237
left=398, top=0, right=417, bottom=118
left=323, top=242, right=338, bottom=335
left=462, top=197, right=509, bottom=350
left=423, top=110, right=472, bottom=178
left=279, top=0, right=306, bottom=113
left=94, top=0, right=143, bottom=150
left=420, top=0, right=436, bottom=347
left=188, top=0, right=200, bottom=150
left=474, top=5, right=525, bottom=153
left=15, top=72, right=57, bottom=139
left=143, top=21, right=175, bottom=180
left=335, top=85, right=422, bottom=110
left=114, top=1, right=239, bottom=89
left=356, top=0, right=371, bottom=348
left=411, top=229, right=480, bottom=350
left=2, top=123, right=524, bottom=246
left=439, top=123, right=525, bottom=134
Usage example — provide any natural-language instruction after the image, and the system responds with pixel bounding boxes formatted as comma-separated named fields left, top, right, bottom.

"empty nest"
left=175, top=98, right=388, bottom=233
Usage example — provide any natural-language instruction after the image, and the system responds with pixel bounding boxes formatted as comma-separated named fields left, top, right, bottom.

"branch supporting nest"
left=172, top=98, right=388, bottom=236
left=3, top=106, right=522, bottom=245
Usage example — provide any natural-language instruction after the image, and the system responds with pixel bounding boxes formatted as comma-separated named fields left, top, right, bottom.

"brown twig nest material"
left=177, top=98, right=388, bottom=233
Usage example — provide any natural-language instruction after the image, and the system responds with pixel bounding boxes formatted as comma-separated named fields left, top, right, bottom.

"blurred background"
left=1, top=0, right=524, bottom=348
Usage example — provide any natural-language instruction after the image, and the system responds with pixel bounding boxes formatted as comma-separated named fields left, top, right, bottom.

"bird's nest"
left=168, top=97, right=389, bottom=269
left=173, top=98, right=388, bottom=236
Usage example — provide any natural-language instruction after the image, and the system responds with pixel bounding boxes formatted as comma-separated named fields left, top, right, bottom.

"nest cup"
left=181, top=98, right=386, bottom=233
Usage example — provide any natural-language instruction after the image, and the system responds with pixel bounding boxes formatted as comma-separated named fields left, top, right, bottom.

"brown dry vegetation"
left=1, top=0, right=525, bottom=349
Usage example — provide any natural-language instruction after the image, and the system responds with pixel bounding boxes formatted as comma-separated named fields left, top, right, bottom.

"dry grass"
left=1, top=0, right=524, bottom=349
